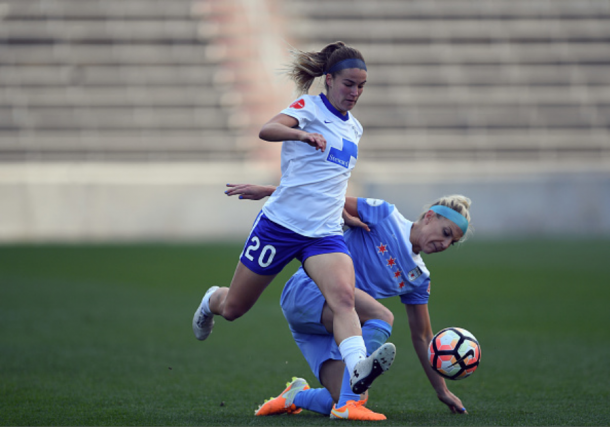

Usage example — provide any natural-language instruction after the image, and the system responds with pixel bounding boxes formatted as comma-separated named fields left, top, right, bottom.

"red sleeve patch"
left=289, top=99, right=305, bottom=109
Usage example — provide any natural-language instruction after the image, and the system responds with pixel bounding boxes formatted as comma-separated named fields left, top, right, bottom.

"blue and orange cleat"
left=254, top=377, right=310, bottom=416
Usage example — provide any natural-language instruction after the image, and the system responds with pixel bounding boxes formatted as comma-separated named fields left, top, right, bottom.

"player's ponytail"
left=285, top=41, right=365, bottom=95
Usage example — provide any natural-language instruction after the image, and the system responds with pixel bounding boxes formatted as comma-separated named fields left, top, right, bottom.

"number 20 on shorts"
left=244, top=236, right=277, bottom=268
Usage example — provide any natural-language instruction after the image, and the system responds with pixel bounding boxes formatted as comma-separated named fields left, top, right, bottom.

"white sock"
left=338, top=335, right=367, bottom=374
left=201, top=290, right=214, bottom=316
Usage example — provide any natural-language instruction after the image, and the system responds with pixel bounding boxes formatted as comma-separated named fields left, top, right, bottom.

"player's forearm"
left=259, top=123, right=306, bottom=142
left=260, top=185, right=276, bottom=197
left=225, top=183, right=276, bottom=200
left=412, top=335, right=449, bottom=395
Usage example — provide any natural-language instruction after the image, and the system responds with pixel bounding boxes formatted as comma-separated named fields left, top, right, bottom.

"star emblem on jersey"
left=289, top=99, right=305, bottom=109
left=377, top=242, right=410, bottom=290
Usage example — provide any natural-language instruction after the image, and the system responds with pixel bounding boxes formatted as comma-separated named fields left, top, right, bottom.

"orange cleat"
left=330, top=400, right=386, bottom=421
left=254, top=377, right=310, bottom=416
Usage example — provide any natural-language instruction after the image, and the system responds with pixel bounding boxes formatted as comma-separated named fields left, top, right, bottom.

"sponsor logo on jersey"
left=427, top=282, right=431, bottom=294
left=289, top=99, right=305, bottom=109
left=327, top=138, right=357, bottom=169
left=408, top=267, right=422, bottom=281
left=366, top=199, right=383, bottom=207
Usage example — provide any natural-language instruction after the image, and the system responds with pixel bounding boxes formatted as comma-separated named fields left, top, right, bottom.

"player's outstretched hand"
left=437, top=390, right=468, bottom=414
left=225, top=183, right=274, bottom=200
left=300, top=132, right=327, bottom=152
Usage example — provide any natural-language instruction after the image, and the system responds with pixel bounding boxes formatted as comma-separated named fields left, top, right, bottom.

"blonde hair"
left=284, top=41, right=366, bottom=95
left=420, top=195, right=474, bottom=242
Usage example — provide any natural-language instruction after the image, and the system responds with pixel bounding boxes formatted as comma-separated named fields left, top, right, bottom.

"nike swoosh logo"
left=450, top=349, right=475, bottom=367
left=331, top=408, right=348, bottom=419
left=324, top=120, right=332, bottom=124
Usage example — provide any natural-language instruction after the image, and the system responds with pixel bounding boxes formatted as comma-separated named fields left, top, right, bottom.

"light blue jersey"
left=280, top=198, right=430, bottom=379
left=262, top=93, right=363, bottom=238
left=346, top=198, right=430, bottom=305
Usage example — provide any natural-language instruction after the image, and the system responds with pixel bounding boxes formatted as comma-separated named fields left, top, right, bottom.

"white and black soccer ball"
left=428, top=327, right=481, bottom=380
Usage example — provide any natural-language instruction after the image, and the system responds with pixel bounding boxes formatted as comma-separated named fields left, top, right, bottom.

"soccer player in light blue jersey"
left=192, top=42, right=395, bottom=396
left=225, top=184, right=472, bottom=420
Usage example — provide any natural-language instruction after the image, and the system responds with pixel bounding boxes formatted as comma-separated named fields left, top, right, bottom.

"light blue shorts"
left=280, top=267, right=342, bottom=381
left=240, top=211, right=350, bottom=276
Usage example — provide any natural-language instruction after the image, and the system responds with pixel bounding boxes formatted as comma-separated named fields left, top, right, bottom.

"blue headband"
left=430, top=205, right=469, bottom=235
left=325, top=58, right=367, bottom=75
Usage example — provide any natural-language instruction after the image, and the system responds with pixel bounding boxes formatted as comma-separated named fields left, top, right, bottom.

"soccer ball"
left=428, top=327, right=481, bottom=380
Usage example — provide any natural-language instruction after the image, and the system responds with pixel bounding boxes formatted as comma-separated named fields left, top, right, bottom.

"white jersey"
left=262, top=93, right=363, bottom=237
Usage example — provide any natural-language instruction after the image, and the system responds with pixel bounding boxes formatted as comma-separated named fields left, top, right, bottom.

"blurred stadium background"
left=1, top=0, right=610, bottom=242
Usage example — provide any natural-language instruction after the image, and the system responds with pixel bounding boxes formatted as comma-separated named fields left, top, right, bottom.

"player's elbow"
left=258, top=124, right=273, bottom=141
left=411, top=331, right=431, bottom=349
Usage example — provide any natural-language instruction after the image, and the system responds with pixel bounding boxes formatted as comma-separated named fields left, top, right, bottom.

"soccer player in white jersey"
left=224, top=184, right=473, bottom=420
left=192, top=42, right=395, bottom=395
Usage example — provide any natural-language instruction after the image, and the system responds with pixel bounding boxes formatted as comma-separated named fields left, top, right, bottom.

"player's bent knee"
left=326, top=292, right=356, bottom=315
left=358, top=304, right=394, bottom=326
left=379, top=306, right=394, bottom=326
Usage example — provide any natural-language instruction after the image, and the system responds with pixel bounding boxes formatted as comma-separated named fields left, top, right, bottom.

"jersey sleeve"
left=356, top=198, right=395, bottom=227
left=280, top=96, right=317, bottom=129
left=400, top=278, right=431, bottom=305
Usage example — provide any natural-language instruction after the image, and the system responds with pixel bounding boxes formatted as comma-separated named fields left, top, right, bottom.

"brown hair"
left=284, top=41, right=366, bottom=95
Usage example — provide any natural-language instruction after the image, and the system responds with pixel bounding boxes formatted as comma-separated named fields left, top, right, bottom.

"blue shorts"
left=280, top=267, right=342, bottom=381
left=239, top=211, right=351, bottom=276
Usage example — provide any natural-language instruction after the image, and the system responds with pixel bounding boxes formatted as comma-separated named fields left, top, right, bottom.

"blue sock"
left=362, top=319, right=392, bottom=355
left=293, top=388, right=334, bottom=415
left=336, top=365, right=360, bottom=408
left=335, top=319, right=393, bottom=408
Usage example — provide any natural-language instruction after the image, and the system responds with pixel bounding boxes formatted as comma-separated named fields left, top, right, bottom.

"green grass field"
left=1, top=240, right=609, bottom=426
